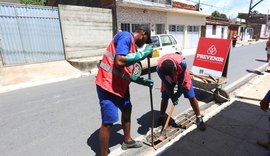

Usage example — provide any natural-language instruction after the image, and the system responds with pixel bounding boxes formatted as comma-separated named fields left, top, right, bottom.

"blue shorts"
left=161, top=83, right=195, bottom=100
left=96, top=85, right=132, bottom=124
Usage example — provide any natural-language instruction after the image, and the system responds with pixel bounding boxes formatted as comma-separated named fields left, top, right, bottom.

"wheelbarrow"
left=190, top=73, right=230, bottom=104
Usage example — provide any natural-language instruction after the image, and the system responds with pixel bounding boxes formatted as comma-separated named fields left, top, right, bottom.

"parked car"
left=133, top=34, right=182, bottom=76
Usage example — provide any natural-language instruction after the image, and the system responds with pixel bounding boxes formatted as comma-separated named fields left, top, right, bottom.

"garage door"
left=187, top=26, right=200, bottom=49
left=169, top=25, right=184, bottom=48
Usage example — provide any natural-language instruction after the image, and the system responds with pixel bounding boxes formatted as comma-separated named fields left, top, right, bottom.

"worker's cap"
left=136, top=25, right=152, bottom=44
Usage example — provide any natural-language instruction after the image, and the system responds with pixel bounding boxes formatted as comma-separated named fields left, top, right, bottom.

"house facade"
left=109, top=0, right=208, bottom=49
left=238, top=13, right=269, bottom=40
left=46, top=0, right=209, bottom=49
left=203, top=16, right=229, bottom=39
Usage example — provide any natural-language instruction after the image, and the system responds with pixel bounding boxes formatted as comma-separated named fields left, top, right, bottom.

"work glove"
left=171, top=96, right=179, bottom=105
left=174, top=85, right=183, bottom=99
left=125, top=45, right=153, bottom=65
left=131, top=74, right=154, bottom=88
left=164, top=84, right=174, bottom=98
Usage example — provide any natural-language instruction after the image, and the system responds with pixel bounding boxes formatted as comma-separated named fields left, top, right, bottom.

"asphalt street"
left=0, top=40, right=268, bottom=156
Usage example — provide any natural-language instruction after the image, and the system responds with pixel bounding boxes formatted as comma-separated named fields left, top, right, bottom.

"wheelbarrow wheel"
left=213, top=88, right=230, bottom=104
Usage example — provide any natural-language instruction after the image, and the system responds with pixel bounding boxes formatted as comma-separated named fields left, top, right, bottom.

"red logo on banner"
left=193, top=37, right=231, bottom=72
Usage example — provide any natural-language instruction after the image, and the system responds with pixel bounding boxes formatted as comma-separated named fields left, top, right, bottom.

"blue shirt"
left=113, top=32, right=134, bottom=55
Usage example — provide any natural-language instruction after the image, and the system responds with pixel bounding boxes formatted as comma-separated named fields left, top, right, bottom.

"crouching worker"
left=156, top=53, right=206, bottom=131
left=95, top=25, right=154, bottom=156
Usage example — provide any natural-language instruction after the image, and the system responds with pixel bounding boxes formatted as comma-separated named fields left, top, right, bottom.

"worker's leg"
left=119, top=94, right=142, bottom=150
left=183, top=84, right=206, bottom=131
left=96, top=85, right=119, bottom=155
left=99, top=124, right=112, bottom=156
left=122, top=108, right=132, bottom=143
left=160, top=98, right=169, bottom=116
left=189, top=97, right=201, bottom=116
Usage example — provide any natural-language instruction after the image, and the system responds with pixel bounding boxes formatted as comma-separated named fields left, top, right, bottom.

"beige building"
left=114, top=0, right=209, bottom=49
left=45, top=0, right=209, bottom=49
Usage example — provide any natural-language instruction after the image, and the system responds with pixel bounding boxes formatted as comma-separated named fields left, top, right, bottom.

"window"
left=187, top=26, right=193, bottom=32
left=176, top=25, right=184, bottom=32
left=121, top=23, right=130, bottom=32
left=212, top=25, right=216, bottom=35
left=121, top=23, right=149, bottom=33
left=168, top=35, right=177, bottom=44
left=169, top=25, right=184, bottom=32
left=155, top=24, right=164, bottom=34
left=188, top=26, right=199, bottom=32
left=131, top=24, right=140, bottom=32
left=151, top=36, right=160, bottom=48
left=169, top=25, right=176, bottom=32
left=160, top=35, right=172, bottom=46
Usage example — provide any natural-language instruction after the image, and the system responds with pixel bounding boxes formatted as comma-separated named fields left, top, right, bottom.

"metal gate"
left=0, top=3, right=64, bottom=66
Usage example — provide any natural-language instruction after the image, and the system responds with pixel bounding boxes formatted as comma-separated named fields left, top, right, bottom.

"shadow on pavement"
left=160, top=100, right=270, bottom=156
left=87, top=124, right=123, bottom=156
left=137, top=110, right=181, bottom=136
left=194, top=88, right=214, bottom=103
left=137, top=110, right=160, bottom=135
left=255, top=59, right=268, bottom=63
left=246, top=69, right=264, bottom=75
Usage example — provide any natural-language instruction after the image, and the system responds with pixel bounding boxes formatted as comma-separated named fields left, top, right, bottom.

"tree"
left=211, top=10, right=228, bottom=19
left=21, top=0, right=45, bottom=5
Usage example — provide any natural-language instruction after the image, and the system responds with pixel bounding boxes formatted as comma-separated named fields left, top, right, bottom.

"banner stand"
left=190, top=37, right=231, bottom=103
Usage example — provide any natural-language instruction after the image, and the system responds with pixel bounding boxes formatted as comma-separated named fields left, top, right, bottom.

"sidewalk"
left=107, top=66, right=270, bottom=156
left=155, top=67, right=270, bottom=156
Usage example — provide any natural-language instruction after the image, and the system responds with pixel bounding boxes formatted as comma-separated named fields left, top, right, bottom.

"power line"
left=185, top=0, right=244, bottom=14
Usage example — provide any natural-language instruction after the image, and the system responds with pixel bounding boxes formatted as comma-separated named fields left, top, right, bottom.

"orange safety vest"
left=157, top=53, right=191, bottom=92
left=96, top=34, right=136, bottom=98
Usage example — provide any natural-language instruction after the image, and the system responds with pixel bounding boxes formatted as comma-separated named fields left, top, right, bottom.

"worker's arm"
left=157, top=67, right=178, bottom=105
left=115, top=45, right=153, bottom=68
left=125, top=45, right=153, bottom=66
left=115, top=54, right=127, bottom=68
left=131, top=74, right=154, bottom=88
left=175, top=60, right=187, bottom=98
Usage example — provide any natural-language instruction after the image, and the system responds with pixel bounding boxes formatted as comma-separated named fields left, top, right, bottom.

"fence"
left=0, top=3, right=64, bottom=66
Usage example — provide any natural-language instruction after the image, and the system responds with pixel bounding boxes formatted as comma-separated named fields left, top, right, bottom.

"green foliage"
left=211, top=10, right=228, bottom=19
left=252, top=10, right=259, bottom=14
left=21, top=0, right=45, bottom=5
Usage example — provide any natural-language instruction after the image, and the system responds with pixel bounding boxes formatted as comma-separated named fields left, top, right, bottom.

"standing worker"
left=231, top=34, right=238, bottom=48
left=265, top=37, right=270, bottom=63
left=156, top=53, right=206, bottom=131
left=95, top=25, right=153, bottom=156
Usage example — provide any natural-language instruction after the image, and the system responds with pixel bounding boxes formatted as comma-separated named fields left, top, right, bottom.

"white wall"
left=167, top=12, right=205, bottom=26
left=206, top=25, right=228, bottom=39
left=167, top=12, right=205, bottom=49
left=59, top=5, right=113, bottom=59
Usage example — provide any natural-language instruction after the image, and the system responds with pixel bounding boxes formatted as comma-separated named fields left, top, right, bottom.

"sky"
left=180, top=0, right=270, bottom=19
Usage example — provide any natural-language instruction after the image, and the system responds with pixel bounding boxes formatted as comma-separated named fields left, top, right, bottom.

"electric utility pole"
left=242, top=0, right=264, bottom=40
left=247, top=0, right=264, bottom=18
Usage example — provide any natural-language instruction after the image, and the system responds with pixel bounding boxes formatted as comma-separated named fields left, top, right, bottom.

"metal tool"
left=147, top=56, right=156, bottom=150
